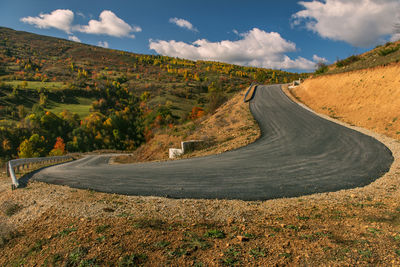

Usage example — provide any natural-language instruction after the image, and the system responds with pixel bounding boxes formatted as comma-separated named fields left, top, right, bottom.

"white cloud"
left=292, top=0, right=400, bottom=47
left=68, top=35, right=81, bottom=42
left=97, top=41, right=109, bottom=48
left=20, top=9, right=74, bottom=34
left=76, top=12, right=85, bottom=18
left=149, top=28, right=319, bottom=70
left=74, top=10, right=141, bottom=38
left=169, top=17, right=197, bottom=31
left=391, top=33, right=400, bottom=42
left=312, top=54, right=327, bottom=63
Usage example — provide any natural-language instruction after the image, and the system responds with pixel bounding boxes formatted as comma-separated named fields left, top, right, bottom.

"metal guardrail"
left=244, top=83, right=259, bottom=103
left=6, top=155, right=73, bottom=189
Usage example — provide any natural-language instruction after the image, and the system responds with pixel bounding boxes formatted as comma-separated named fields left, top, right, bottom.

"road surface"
left=30, top=85, right=393, bottom=200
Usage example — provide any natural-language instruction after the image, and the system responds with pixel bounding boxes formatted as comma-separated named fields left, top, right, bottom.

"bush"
left=207, top=91, right=227, bottom=114
left=315, top=62, right=328, bottom=74
left=378, top=45, right=400, bottom=56
left=336, top=55, right=360, bottom=68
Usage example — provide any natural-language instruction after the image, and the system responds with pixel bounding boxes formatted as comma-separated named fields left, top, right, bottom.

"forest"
left=0, top=27, right=309, bottom=161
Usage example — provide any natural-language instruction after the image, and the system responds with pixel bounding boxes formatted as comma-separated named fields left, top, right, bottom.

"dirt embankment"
left=291, top=63, right=400, bottom=140
left=115, top=89, right=260, bottom=163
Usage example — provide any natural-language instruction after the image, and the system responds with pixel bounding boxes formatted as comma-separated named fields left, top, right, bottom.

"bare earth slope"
left=292, top=63, right=400, bottom=140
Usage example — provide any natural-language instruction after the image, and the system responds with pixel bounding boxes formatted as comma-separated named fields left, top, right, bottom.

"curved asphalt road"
left=30, top=85, right=393, bottom=200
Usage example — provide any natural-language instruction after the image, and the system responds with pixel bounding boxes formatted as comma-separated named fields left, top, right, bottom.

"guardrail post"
left=8, top=161, right=19, bottom=189
left=6, top=155, right=73, bottom=190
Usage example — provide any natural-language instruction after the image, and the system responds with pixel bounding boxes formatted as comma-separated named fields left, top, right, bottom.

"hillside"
left=0, top=27, right=307, bottom=161
left=315, top=40, right=400, bottom=75
left=292, top=53, right=400, bottom=141
left=115, top=88, right=261, bottom=163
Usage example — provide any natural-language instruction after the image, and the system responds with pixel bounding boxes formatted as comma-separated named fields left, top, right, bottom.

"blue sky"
left=1, top=0, right=399, bottom=72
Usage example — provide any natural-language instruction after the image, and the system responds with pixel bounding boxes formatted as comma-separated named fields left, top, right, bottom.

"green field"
left=148, top=94, right=199, bottom=118
left=3, top=81, right=66, bottom=90
left=46, top=97, right=94, bottom=118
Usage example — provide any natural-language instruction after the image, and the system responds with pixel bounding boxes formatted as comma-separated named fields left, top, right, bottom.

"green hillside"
left=0, top=27, right=308, bottom=160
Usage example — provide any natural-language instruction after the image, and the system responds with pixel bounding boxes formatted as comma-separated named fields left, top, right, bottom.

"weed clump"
left=204, top=229, right=226, bottom=239
left=1, top=201, right=23, bottom=217
left=118, top=253, right=147, bottom=267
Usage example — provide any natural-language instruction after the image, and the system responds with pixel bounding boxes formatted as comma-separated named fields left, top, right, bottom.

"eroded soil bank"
left=291, top=63, right=400, bottom=140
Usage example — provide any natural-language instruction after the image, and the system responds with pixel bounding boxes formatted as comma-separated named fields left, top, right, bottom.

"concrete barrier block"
left=181, top=140, right=204, bottom=153
left=169, top=148, right=184, bottom=159
left=169, top=140, right=205, bottom=159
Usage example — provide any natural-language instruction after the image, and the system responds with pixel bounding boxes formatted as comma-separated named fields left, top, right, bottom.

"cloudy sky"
left=1, top=0, right=399, bottom=72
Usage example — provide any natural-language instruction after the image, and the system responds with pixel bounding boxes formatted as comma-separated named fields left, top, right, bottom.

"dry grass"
left=322, top=40, right=400, bottom=75
left=292, top=63, right=400, bottom=140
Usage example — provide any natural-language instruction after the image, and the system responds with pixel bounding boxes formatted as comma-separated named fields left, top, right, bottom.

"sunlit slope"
left=292, top=63, right=400, bottom=140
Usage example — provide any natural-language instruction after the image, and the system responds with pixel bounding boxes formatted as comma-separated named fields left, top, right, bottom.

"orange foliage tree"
left=190, top=107, right=205, bottom=120
left=49, top=137, right=66, bottom=156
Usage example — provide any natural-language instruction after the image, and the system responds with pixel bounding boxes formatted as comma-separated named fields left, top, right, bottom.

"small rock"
left=237, top=235, right=249, bottom=242
left=103, top=207, right=115, bottom=212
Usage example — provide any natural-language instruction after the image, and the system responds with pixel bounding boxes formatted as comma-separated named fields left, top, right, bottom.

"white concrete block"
left=169, top=148, right=183, bottom=159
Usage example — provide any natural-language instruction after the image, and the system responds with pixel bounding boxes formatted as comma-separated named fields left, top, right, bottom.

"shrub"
left=315, top=62, right=328, bottom=74
left=378, top=45, right=400, bottom=56
left=207, top=91, right=227, bottom=114
left=336, top=55, right=360, bottom=68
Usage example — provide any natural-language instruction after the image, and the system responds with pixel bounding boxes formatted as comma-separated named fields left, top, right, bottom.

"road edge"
left=280, top=84, right=398, bottom=199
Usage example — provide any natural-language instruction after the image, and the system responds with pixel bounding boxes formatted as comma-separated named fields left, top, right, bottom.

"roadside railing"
left=244, top=83, right=259, bottom=102
left=6, top=155, right=74, bottom=189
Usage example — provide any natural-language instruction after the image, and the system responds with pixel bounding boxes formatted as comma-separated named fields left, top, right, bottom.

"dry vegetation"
left=291, top=63, right=400, bottom=140
left=318, top=40, right=400, bottom=75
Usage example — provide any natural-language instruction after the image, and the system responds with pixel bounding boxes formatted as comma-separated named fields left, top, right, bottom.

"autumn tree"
left=190, top=107, right=205, bottom=120
left=49, top=137, right=66, bottom=156
left=18, top=134, right=45, bottom=158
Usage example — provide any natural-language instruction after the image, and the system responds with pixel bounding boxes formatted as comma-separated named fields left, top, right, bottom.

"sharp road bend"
left=30, top=85, right=393, bottom=201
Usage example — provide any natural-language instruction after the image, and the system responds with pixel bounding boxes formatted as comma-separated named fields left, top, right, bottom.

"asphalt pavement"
left=30, top=85, right=394, bottom=200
